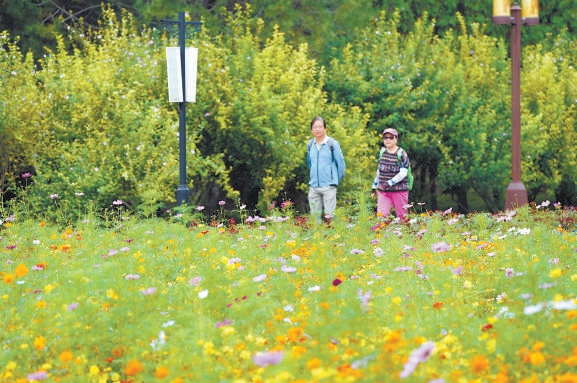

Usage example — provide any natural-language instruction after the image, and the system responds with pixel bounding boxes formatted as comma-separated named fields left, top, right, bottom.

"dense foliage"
left=1, top=3, right=577, bottom=219
left=4, top=0, right=577, bottom=66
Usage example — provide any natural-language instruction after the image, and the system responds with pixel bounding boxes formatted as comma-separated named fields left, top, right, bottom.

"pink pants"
left=377, top=190, right=409, bottom=219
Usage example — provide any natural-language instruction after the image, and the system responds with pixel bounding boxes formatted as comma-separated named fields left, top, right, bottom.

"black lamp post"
left=161, top=13, right=202, bottom=206
left=492, top=0, right=539, bottom=210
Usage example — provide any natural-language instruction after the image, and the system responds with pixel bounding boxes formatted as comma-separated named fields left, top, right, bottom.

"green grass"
left=1, top=203, right=576, bottom=382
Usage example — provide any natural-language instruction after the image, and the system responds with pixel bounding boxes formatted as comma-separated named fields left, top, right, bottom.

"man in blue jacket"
left=306, top=116, right=346, bottom=224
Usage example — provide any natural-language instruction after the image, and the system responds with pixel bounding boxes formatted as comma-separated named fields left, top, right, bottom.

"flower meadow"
left=1, top=202, right=577, bottom=383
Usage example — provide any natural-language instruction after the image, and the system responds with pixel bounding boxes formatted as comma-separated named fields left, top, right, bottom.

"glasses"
left=383, top=136, right=396, bottom=140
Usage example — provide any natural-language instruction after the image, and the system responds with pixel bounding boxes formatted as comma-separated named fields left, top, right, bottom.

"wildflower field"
left=1, top=202, right=576, bottom=383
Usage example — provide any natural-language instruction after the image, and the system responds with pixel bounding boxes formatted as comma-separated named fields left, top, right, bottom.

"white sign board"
left=166, top=47, right=198, bottom=103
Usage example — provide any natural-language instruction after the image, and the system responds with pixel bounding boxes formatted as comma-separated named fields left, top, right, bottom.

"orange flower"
left=125, top=360, right=144, bottom=376
left=470, top=355, right=490, bottom=374
left=433, top=302, right=444, bottom=310
left=320, top=302, right=330, bottom=309
left=112, top=346, right=126, bottom=357
left=154, top=366, right=169, bottom=379
left=3, top=273, right=15, bottom=284
left=287, top=327, right=304, bottom=343
left=59, top=350, right=74, bottom=363
left=14, top=264, right=28, bottom=277
left=306, top=358, right=322, bottom=371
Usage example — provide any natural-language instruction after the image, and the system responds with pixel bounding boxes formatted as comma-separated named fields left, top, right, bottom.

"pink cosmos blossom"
left=253, top=351, right=284, bottom=367
left=189, top=276, right=202, bottom=286
left=431, top=242, right=451, bottom=253
left=215, top=318, right=234, bottom=328
left=358, top=289, right=371, bottom=311
left=27, top=371, right=48, bottom=381
left=451, top=266, right=463, bottom=275
left=505, top=268, right=514, bottom=278
left=67, top=303, right=79, bottom=311
left=399, top=341, right=435, bottom=378
left=50, top=194, right=58, bottom=199
left=142, top=287, right=157, bottom=295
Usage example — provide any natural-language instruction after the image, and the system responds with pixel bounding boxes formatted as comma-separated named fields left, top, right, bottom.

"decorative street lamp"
left=492, top=0, right=538, bottom=210
left=161, top=13, right=202, bottom=207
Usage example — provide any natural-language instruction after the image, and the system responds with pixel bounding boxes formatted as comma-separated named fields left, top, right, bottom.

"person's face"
left=311, top=120, right=326, bottom=139
left=383, top=134, right=397, bottom=149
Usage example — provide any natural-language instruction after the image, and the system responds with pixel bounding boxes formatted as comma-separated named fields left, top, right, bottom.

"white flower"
left=198, top=289, right=208, bottom=299
left=523, top=303, right=543, bottom=315
left=253, top=274, right=267, bottom=282
left=308, top=285, right=321, bottom=292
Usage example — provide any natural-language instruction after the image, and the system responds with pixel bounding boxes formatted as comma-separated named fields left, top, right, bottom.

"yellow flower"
left=37, top=301, right=47, bottom=309
left=292, top=345, right=307, bottom=357
left=34, top=336, right=46, bottom=351
left=549, top=268, right=563, bottom=278
left=529, top=351, right=546, bottom=365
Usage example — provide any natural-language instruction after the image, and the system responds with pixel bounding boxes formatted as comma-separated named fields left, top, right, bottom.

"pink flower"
left=27, top=371, right=48, bottom=381
left=399, top=341, right=435, bottom=378
left=431, top=242, right=451, bottom=253
left=50, top=194, right=58, bottom=199
left=505, top=268, right=514, bottom=278
left=189, top=276, right=202, bottom=286
left=358, top=289, right=371, bottom=311
left=142, top=287, right=157, bottom=295
left=451, top=266, right=463, bottom=275
left=253, top=351, right=284, bottom=367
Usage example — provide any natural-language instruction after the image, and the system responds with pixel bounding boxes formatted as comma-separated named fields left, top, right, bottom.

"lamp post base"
left=176, top=186, right=190, bottom=207
left=505, top=181, right=528, bottom=210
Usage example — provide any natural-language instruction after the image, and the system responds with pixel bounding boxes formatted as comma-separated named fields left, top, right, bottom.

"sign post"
left=161, top=13, right=202, bottom=206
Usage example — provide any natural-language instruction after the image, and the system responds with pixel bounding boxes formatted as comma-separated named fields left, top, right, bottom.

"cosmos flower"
left=253, top=351, right=284, bottom=367
left=431, top=242, right=450, bottom=253
left=253, top=274, right=267, bottom=282
left=399, top=341, right=435, bottom=378
left=142, top=287, right=157, bottom=295
left=27, top=371, right=48, bottom=381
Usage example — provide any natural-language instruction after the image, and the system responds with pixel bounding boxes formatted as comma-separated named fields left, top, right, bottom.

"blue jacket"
left=307, top=137, right=346, bottom=187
